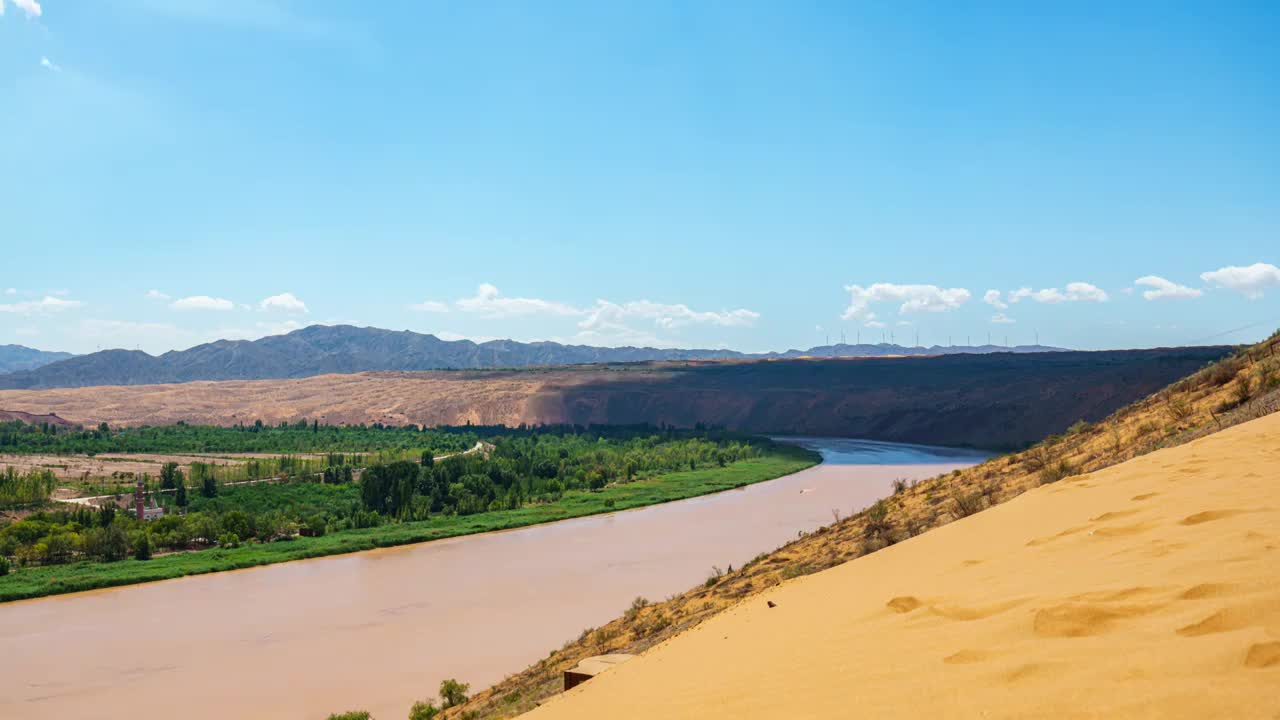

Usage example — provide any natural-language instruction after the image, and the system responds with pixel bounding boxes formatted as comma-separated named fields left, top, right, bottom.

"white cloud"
left=456, top=283, right=581, bottom=319
left=426, top=283, right=760, bottom=346
left=0, top=296, right=83, bottom=315
left=579, top=300, right=758, bottom=332
left=842, top=283, right=971, bottom=322
left=259, top=292, right=308, bottom=313
left=3, top=288, right=15, bottom=295
left=896, top=320, right=912, bottom=327
left=145, top=289, right=171, bottom=301
left=1134, top=275, right=1203, bottom=301
left=1200, top=263, right=1280, bottom=299
left=982, top=289, right=1008, bottom=310
left=170, top=295, right=234, bottom=311
left=1009, top=282, right=1109, bottom=304
left=40, top=56, right=61, bottom=72
left=2, top=0, right=43, bottom=18
left=408, top=300, right=450, bottom=313
left=863, top=320, right=887, bottom=329
left=991, top=313, right=1016, bottom=324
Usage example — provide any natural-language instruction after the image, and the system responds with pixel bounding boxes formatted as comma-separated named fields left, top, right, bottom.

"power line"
left=1185, top=317, right=1280, bottom=345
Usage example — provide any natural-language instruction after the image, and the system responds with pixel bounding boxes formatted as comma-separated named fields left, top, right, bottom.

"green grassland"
left=0, top=447, right=817, bottom=603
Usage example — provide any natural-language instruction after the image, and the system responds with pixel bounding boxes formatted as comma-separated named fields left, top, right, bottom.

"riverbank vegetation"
left=0, top=425, right=818, bottom=602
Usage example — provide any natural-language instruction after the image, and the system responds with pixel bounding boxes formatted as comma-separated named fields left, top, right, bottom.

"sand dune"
left=526, top=411, right=1280, bottom=719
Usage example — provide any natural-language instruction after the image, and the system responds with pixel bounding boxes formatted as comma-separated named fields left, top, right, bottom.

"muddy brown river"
left=0, top=439, right=985, bottom=720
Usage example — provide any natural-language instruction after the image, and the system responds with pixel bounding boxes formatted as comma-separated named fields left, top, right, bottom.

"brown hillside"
left=439, top=332, right=1279, bottom=719
left=0, top=347, right=1229, bottom=450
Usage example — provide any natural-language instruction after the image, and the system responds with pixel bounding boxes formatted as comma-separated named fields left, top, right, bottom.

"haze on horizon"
left=1, top=1, right=1277, bottom=356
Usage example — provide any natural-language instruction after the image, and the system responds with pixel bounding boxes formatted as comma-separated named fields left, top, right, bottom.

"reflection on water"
left=778, top=437, right=992, bottom=465
left=0, top=438, right=986, bottom=720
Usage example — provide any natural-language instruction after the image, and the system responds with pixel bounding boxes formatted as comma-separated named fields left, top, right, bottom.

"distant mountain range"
left=0, top=344, right=76, bottom=374
left=0, top=325, right=1066, bottom=390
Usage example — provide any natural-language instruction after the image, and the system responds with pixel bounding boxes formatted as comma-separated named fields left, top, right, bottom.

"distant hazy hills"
left=0, top=344, right=76, bottom=374
left=0, top=325, right=1065, bottom=390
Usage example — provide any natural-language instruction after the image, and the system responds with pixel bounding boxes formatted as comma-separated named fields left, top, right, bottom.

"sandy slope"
left=526, top=411, right=1280, bottom=720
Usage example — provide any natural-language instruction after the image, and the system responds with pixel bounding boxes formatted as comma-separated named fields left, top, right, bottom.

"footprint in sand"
left=1179, top=583, right=1239, bottom=600
left=1180, top=509, right=1249, bottom=525
left=1176, top=606, right=1255, bottom=636
left=886, top=596, right=923, bottom=614
left=1131, top=492, right=1159, bottom=501
left=1004, top=662, right=1056, bottom=683
left=1244, top=642, right=1280, bottom=668
left=1070, top=586, right=1161, bottom=603
left=1090, top=509, right=1140, bottom=522
left=1033, top=602, right=1162, bottom=638
left=943, top=649, right=989, bottom=665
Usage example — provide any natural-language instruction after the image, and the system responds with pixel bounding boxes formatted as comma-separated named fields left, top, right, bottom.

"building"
left=134, top=477, right=166, bottom=521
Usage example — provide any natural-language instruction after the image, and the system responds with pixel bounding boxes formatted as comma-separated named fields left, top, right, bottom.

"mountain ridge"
left=0, top=325, right=1066, bottom=390
left=0, top=344, right=76, bottom=374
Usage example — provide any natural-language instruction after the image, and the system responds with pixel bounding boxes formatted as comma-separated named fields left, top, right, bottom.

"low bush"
left=408, top=700, right=439, bottom=720
left=951, top=491, right=983, bottom=519
left=1038, top=460, right=1076, bottom=485
left=624, top=596, right=650, bottom=621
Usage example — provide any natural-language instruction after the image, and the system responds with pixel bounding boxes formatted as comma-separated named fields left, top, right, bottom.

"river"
left=0, top=438, right=986, bottom=720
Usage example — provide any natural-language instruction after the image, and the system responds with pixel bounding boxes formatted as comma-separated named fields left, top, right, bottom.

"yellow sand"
left=528, top=412, right=1280, bottom=720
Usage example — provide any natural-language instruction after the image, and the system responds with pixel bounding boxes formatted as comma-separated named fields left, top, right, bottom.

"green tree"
left=175, top=474, right=188, bottom=508
left=201, top=473, right=217, bottom=498
left=160, top=462, right=180, bottom=490
left=133, top=532, right=152, bottom=560
left=439, top=678, right=469, bottom=709
left=408, top=701, right=439, bottom=720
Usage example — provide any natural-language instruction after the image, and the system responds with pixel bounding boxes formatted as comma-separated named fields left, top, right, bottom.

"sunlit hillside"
left=444, top=331, right=1280, bottom=719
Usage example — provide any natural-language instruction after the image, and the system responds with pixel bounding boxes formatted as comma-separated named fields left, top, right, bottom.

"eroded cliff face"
left=0, top=348, right=1231, bottom=451
left=530, top=349, right=1231, bottom=449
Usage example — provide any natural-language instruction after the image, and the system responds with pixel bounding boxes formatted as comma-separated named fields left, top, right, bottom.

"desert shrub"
left=863, top=500, right=892, bottom=539
left=439, top=678, right=469, bottom=709
left=1066, top=419, right=1091, bottom=435
left=1134, top=420, right=1159, bottom=437
left=1206, top=359, right=1241, bottom=387
left=780, top=562, right=816, bottom=580
left=891, top=478, right=908, bottom=495
left=593, top=625, right=619, bottom=644
left=860, top=535, right=888, bottom=555
left=1023, top=446, right=1052, bottom=472
left=951, top=491, right=983, bottom=519
left=624, top=596, right=650, bottom=621
left=327, top=712, right=371, bottom=720
left=0, top=556, right=10, bottom=576
left=1231, top=377, right=1253, bottom=405
left=705, top=565, right=724, bottom=587
left=1165, top=395, right=1193, bottom=421
left=408, top=700, right=439, bottom=720
left=1039, top=460, right=1076, bottom=485
left=634, top=612, right=671, bottom=637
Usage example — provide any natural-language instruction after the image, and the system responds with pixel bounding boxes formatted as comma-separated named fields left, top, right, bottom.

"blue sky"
left=1, top=1, right=1277, bottom=355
